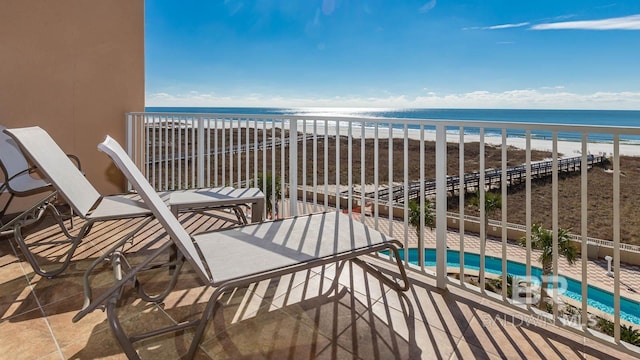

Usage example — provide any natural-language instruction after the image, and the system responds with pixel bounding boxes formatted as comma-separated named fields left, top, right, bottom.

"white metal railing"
left=127, top=111, right=640, bottom=355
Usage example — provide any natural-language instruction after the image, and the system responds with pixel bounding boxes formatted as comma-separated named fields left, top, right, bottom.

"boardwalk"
left=360, top=154, right=605, bottom=203
left=147, top=134, right=318, bottom=165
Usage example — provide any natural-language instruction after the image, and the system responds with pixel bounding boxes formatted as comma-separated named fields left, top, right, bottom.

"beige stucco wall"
left=0, top=0, right=144, bottom=212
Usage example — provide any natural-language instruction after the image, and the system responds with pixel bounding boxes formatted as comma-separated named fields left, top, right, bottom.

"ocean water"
left=145, top=107, right=640, bottom=144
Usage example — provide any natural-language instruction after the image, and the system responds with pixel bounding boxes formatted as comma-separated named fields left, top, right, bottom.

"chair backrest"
left=0, top=125, right=32, bottom=181
left=3, top=127, right=101, bottom=216
left=97, top=135, right=211, bottom=283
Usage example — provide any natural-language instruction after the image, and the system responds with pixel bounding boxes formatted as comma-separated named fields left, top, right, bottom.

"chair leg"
left=107, top=292, right=202, bottom=360
left=81, top=216, right=156, bottom=311
left=0, top=192, right=15, bottom=221
left=13, top=203, right=91, bottom=278
left=136, top=252, right=185, bottom=303
left=186, top=287, right=226, bottom=359
left=1, top=192, right=17, bottom=234
left=350, top=245, right=411, bottom=292
left=103, top=248, right=197, bottom=359
left=0, top=192, right=56, bottom=236
left=232, top=206, right=248, bottom=224
left=106, top=297, right=142, bottom=360
left=48, top=202, right=86, bottom=240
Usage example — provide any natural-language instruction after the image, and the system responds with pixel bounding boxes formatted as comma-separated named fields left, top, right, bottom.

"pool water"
left=386, top=248, right=640, bottom=326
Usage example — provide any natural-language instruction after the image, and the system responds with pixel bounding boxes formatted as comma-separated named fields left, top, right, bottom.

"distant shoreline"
left=297, top=123, right=640, bottom=157
left=147, top=116, right=640, bottom=157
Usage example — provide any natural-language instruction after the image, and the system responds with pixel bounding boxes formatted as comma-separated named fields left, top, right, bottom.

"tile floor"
left=0, top=208, right=638, bottom=359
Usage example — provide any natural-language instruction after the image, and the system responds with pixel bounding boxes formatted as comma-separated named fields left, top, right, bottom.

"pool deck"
left=342, top=208, right=640, bottom=304
left=417, top=223, right=640, bottom=306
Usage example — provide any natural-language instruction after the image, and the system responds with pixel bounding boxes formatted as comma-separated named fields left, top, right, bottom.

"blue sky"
left=145, top=1, right=640, bottom=109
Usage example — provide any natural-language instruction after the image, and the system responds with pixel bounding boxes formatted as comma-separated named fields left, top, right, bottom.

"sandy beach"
left=296, top=121, right=640, bottom=157
left=162, top=117, right=640, bottom=157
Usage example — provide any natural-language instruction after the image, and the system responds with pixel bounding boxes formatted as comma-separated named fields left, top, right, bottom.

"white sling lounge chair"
left=0, top=125, right=78, bottom=235
left=4, top=127, right=264, bottom=279
left=73, top=135, right=410, bottom=359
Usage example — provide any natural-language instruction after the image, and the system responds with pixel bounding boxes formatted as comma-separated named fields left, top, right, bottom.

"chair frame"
left=4, top=127, right=262, bottom=281
left=73, top=135, right=410, bottom=359
left=0, top=124, right=79, bottom=236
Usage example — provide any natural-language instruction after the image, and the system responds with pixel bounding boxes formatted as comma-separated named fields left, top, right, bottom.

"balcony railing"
left=127, top=111, right=640, bottom=354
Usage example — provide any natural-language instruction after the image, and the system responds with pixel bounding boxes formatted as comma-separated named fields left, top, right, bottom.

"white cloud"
left=411, top=89, right=640, bottom=109
left=419, top=0, right=436, bottom=14
left=532, top=14, right=640, bottom=30
left=550, top=14, right=576, bottom=21
left=464, top=22, right=529, bottom=31
left=486, top=22, right=529, bottom=30
left=540, top=85, right=565, bottom=90
left=146, top=89, right=640, bottom=110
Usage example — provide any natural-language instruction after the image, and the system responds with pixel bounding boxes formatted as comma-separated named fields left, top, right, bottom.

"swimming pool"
left=386, top=248, right=640, bottom=326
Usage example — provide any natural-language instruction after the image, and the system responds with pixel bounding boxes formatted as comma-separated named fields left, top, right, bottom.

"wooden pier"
left=352, top=154, right=606, bottom=204
left=147, top=134, right=317, bottom=164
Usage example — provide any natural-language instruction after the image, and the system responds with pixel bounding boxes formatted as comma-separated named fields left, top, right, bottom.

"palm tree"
left=520, top=223, right=577, bottom=309
left=470, top=191, right=501, bottom=243
left=621, top=325, right=640, bottom=346
left=408, top=199, right=435, bottom=265
left=596, top=319, right=640, bottom=345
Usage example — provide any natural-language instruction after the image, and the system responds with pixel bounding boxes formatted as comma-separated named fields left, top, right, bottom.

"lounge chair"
left=0, top=125, right=79, bottom=236
left=73, top=135, right=410, bottom=359
left=3, top=126, right=264, bottom=279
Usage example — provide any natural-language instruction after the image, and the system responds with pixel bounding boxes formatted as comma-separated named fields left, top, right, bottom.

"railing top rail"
left=129, top=111, right=640, bottom=136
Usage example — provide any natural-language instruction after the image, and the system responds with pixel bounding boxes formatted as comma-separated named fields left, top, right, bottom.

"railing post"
left=126, top=113, right=133, bottom=192
left=197, top=115, right=205, bottom=188
left=289, top=118, right=298, bottom=216
left=435, top=123, right=447, bottom=289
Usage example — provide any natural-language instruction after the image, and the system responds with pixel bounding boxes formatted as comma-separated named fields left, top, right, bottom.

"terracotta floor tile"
left=369, top=290, right=459, bottom=359
left=62, top=301, right=189, bottom=359
left=43, top=294, right=112, bottom=350
left=450, top=340, right=504, bottom=360
left=198, top=306, right=333, bottom=359
left=0, top=308, right=59, bottom=358
left=583, top=337, right=640, bottom=360
left=460, top=303, right=597, bottom=360
left=0, top=265, right=39, bottom=321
